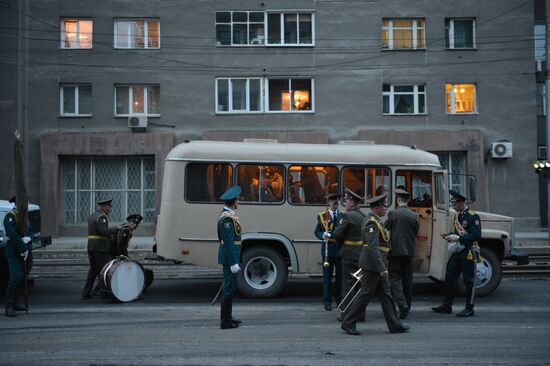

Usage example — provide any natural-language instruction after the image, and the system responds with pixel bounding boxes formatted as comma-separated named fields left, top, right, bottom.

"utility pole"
left=546, top=0, right=550, bottom=238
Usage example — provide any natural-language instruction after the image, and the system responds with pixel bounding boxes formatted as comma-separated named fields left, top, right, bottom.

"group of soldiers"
left=215, top=184, right=481, bottom=334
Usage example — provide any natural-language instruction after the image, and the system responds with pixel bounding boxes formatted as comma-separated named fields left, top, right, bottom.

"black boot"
left=431, top=304, right=452, bottom=314
left=5, top=287, right=16, bottom=317
left=220, top=297, right=238, bottom=329
left=457, top=284, right=475, bottom=317
left=12, top=286, right=26, bottom=311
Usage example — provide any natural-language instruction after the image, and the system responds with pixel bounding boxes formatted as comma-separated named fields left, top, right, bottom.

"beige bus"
left=155, top=140, right=526, bottom=298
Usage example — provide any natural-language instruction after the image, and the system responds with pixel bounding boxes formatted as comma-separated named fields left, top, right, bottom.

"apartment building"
left=0, top=0, right=540, bottom=235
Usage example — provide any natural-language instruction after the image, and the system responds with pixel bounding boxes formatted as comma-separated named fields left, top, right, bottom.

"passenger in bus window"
left=217, top=185, right=243, bottom=329
left=301, top=166, right=325, bottom=204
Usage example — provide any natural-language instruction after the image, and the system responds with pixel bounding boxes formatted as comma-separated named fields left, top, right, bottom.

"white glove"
left=22, top=236, right=31, bottom=244
left=448, top=234, right=460, bottom=242
left=20, top=250, right=28, bottom=260
left=230, top=264, right=241, bottom=274
left=322, top=232, right=331, bottom=240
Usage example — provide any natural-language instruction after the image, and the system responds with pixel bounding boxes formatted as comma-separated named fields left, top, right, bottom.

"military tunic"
left=217, top=208, right=242, bottom=298
left=3, top=210, right=27, bottom=295
left=314, top=209, right=342, bottom=306
left=342, top=214, right=403, bottom=332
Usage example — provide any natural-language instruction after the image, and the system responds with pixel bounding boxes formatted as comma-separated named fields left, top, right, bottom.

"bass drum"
left=100, top=258, right=145, bottom=302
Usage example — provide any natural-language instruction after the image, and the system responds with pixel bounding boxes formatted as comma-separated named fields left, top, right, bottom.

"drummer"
left=81, top=199, right=134, bottom=299
left=113, top=214, right=143, bottom=257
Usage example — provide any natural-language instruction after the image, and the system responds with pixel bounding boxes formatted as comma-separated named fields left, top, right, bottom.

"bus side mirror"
left=469, top=176, right=477, bottom=203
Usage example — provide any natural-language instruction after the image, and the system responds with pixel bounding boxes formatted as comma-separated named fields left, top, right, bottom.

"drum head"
left=110, top=260, right=145, bottom=302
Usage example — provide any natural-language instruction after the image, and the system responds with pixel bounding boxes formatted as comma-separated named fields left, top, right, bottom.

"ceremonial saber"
left=211, top=281, right=224, bottom=305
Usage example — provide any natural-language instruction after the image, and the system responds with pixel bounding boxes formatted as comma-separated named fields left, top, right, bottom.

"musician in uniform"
left=3, top=196, right=31, bottom=317
left=314, top=193, right=342, bottom=311
left=82, top=199, right=128, bottom=299
left=385, top=189, right=419, bottom=319
left=432, top=190, right=481, bottom=317
left=341, top=194, right=409, bottom=335
left=113, top=214, right=143, bottom=257
left=217, top=185, right=243, bottom=329
left=333, top=188, right=367, bottom=321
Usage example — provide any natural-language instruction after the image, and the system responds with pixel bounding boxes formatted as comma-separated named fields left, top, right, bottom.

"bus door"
left=395, top=170, right=434, bottom=274
left=428, top=170, right=450, bottom=281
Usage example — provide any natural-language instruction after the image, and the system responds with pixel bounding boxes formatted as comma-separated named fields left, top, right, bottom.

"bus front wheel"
left=237, top=246, right=288, bottom=298
left=458, top=247, right=501, bottom=297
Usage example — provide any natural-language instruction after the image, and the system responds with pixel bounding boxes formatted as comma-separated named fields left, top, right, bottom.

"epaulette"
left=467, top=209, right=477, bottom=216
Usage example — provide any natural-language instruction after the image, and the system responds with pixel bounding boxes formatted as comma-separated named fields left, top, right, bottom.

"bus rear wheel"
left=237, top=246, right=288, bottom=298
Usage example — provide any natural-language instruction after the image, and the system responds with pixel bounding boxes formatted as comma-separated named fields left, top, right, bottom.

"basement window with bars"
left=61, top=157, right=156, bottom=224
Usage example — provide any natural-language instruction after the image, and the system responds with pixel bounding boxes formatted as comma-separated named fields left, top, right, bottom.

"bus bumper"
left=506, top=247, right=529, bottom=265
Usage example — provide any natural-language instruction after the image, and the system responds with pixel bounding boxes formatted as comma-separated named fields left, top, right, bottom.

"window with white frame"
left=115, top=85, right=160, bottom=116
left=435, top=152, right=466, bottom=193
left=61, top=157, right=156, bottom=224
left=216, top=11, right=265, bottom=46
left=61, top=19, right=93, bottom=49
left=114, top=19, right=160, bottom=49
left=382, top=18, right=425, bottom=50
left=268, top=78, right=313, bottom=112
left=445, top=83, right=476, bottom=113
left=267, top=12, right=313, bottom=45
left=382, top=84, right=426, bottom=114
left=60, top=84, right=92, bottom=116
left=216, top=78, right=263, bottom=113
left=445, top=18, right=475, bottom=49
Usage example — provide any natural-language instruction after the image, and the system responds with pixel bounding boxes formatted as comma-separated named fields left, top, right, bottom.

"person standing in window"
left=217, top=186, right=243, bottom=329
left=385, top=189, right=419, bottom=319
left=314, top=193, right=343, bottom=311
left=432, top=190, right=481, bottom=317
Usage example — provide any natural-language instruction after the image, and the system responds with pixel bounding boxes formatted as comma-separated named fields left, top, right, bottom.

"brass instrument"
left=336, top=268, right=363, bottom=313
left=323, top=210, right=330, bottom=268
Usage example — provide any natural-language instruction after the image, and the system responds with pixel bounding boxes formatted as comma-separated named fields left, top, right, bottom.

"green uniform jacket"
left=333, top=207, right=366, bottom=259
left=453, top=208, right=482, bottom=260
left=87, top=210, right=118, bottom=253
left=314, top=209, right=342, bottom=257
left=359, top=214, right=391, bottom=274
left=217, top=209, right=242, bottom=266
left=3, top=210, right=27, bottom=258
left=385, top=206, right=419, bottom=258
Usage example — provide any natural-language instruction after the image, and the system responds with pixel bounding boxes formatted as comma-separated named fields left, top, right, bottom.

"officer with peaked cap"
left=432, top=190, right=481, bottom=317
left=217, top=185, right=243, bottom=329
left=113, top=214, right=142, bottom=257
left=385, top=188, right=419, bottom=319
left=82, top=198, right=122, bottom=299
left=314, top=193, right=343, bottom=311
left=333, top=188, right=367, bottom=321
left=341, top=194, right=409, bottom=335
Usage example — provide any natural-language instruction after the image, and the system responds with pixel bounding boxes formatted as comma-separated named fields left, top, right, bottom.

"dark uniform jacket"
left=314, top=209, right=342, bottom=257
left=452, top=207, right=482, bottom=260
left=87, top=210, right=118, bottom=253
left=333, top=207, right=367, bottom=259
left=359, top=214, right=391, bottom=274
left=217, top=209, right=242, bottom=266
left=3, top=210, right=27, bottom=258
left=385, top=206, right=419, bottom=258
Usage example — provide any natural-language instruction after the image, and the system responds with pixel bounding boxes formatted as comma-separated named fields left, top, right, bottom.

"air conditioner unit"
left=128, top=116, right=148, bottom=129
left=490, top=142, right=513, bottom=159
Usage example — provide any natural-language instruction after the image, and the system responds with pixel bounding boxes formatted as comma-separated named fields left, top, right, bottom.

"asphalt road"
left=0, top=276, right=549, bottom=366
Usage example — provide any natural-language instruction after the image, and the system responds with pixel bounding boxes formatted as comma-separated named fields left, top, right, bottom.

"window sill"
left=59, top=114, right=93, bottom=118
left=114, top=114, right=161, bottom=118
left=216, top=111, right=264, bottom=115
left=445, top=47, right=477, bottom=51
left=381, top=48, right=426, bottom=51
left=446, top=112, right=479, bottom=115
left=383, top=113, right=428, bottom=116
left=60, top=47, right=94, bottom=50
left=113, top=47, right=161, bottom=50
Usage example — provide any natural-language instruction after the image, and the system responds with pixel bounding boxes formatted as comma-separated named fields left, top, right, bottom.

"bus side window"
left=342, top=167, right=390, bottom=204
left=288, top=165, right=338, bottom=205
left=237, top=164, right=285, bottom=203
left=396, top=170, right=432, bottom=208
left=185, top=163, right=233, bottom=202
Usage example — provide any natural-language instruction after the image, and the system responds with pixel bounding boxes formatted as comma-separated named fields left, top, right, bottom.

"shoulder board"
left=96, top=214, right=107, bottom=224
left=467, top=209, right=476, bottom=215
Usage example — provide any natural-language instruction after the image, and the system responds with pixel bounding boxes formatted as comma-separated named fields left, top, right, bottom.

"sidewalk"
left=46, top=236, right=155, bottom=250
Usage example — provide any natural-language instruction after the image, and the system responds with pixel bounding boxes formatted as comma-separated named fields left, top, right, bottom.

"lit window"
left=115, top=85, right=160, bottom=116
left=216, top=11, right=265, bottom=46
left=445, top=83, right=476, bottom=113
left=60, top=84, right=92, bottom=116
left=445, top=19, right=475, bottom=49
left=383, top=84, right=426, bottom=114
left=382, top=18, right=425, bottom=50
left=268, top=78, right=313, bottom=112
left=114, top=19, right=160, bottom=49
left=267, top=12, right=314, bottom=46
left=342, top=167, right=391, bottom=204
left=61, top=19, right=93, bottom=49
left=216, top=78, right=263, bottom=113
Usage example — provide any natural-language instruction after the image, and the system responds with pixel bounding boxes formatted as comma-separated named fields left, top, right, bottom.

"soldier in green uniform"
left=333, top=188, right=367, bottom=320
left=217, top=185, right=243, bottom=329
left=432, top=190, right=481, bottom=317
left=82, top=199, right=127, bottom=299
left=3, top=196, right=31, bottom=317
left=341, top=194, right=409, bottom=335
left=113, top=214, right=143, bottom=257
left=314, top=193, right=342, bottom=311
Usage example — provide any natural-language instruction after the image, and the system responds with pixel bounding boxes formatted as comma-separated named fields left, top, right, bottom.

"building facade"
left=0, top=0, right=540, bottom=235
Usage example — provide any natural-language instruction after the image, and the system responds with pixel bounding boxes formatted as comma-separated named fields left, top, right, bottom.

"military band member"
left=385, top=189, right=419, bottom=319
left=82, top=199, right=125, bottom=299
left=113, top=214, right=143, bottom=257
left=341, top=194, right=409, bottom=335
left=432, top=190, right=481, bottom=317
left=333, top=188, right=367, bottom=320
left=3, top=196, right=31, bottom=317
left=314, top=193, right=343, bottom=311
left=217, top=185, right=243, bottom=329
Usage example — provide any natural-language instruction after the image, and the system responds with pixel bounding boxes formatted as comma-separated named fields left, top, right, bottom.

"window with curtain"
left=445, top=18, right=475, bottom=49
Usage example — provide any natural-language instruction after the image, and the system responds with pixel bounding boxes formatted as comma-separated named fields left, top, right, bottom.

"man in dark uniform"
left=113, top=214, right=143, bottom=257
left=385, top=189, right=419, bottom=319
left=333, top=188, right=367, bottom=320
left=217, top=185, right=243, bottom=329
left=314, top=193, right=342, bottom=311
left=432, top=190, right=481, bottom=317
left=341, top=194, right=409, bottom=335
left=3, top=196, right=31, bottom=317
left=81, top=199, right=124, bottom=299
